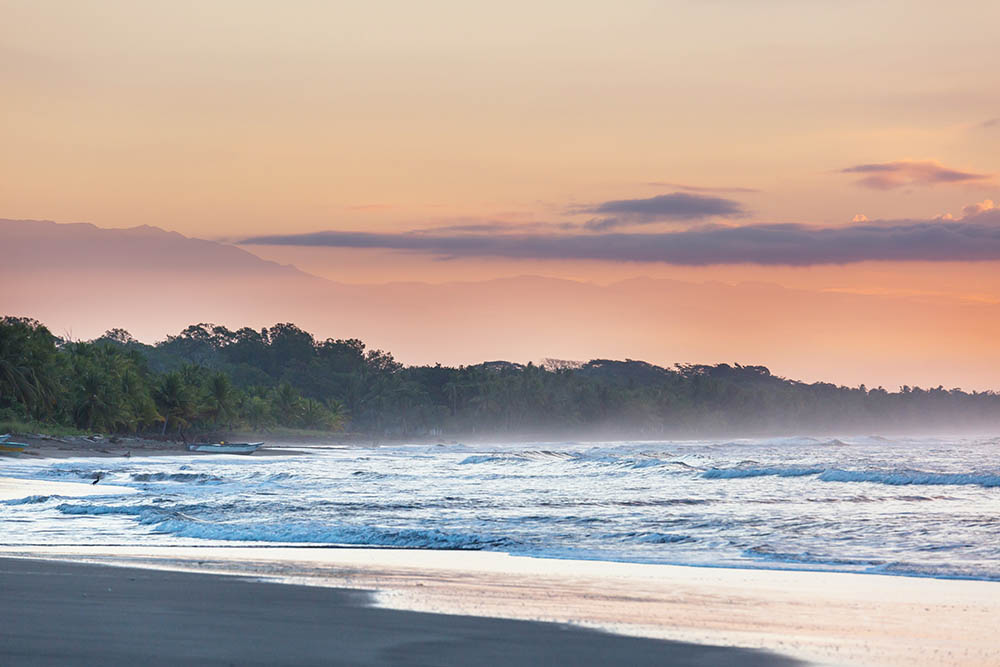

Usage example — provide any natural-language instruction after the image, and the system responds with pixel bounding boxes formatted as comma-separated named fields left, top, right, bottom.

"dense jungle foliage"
left=2, top=316, right=998, bottom=438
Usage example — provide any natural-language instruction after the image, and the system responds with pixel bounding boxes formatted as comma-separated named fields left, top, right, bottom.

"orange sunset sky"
left=2, top=1, right=1000, bottom=389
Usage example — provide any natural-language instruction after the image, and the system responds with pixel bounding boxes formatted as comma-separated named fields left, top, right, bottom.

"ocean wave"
left=44, top=468, right=111, bottom=481
left=534, top=498, right=711, bottom=509
left=701, top=465, right=1000, bottom=488
left=459, top=450, right=699, bottom=470
left=701, top=466, right=825, bottom=479
left=130, top=472, right=224, bottom=483
left=1, top=494, right=56, bottom=505
left=743, top=546, right=885, bottom=568
left=247, top=471, right=295, bottom=481
left=871, top=561, right=1000, bottom=581
left=817, top=469, right=1000, bottom=487
left=150, top=518, right=514, bottom=549
left=52, top=501, right=514, bottom=549
left=458, top=454, right=506, bottom=465
left=56, top=503, right=156, bottom=517
left=611, top=531, right=694, bottom=544
left=721, top=436, right=847, bottom=447
left=630, top=458, right=700, bottom=470
left=612, top=498, right=713, bottom=507
left=459, top=450, right=577, bottom=465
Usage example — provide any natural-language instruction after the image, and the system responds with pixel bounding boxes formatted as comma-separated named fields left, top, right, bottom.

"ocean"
left=3, top=436, right=1000, bottom=581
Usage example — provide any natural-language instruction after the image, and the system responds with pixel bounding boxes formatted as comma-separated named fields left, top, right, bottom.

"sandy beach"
left=0, top=476, right=136, bottom=501
left=3, top=543, right=999, bottom=666
left=1, top=557, right=798, bottom=666
left=8, top=3, right=1000, bottom=665
left=3, top=465, right=1000, bottom=666
left=3, top=433, right=315, bottom=459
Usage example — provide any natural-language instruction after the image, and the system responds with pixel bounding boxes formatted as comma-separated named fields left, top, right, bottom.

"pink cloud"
left=962, top=199, right=997, bottom=217
left=841, top=160, right=992, bottom=190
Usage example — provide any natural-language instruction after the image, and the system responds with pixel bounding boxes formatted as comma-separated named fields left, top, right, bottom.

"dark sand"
left=11, top=434, right=300, bottom=459
left=1, top=558, right=799, bottom=666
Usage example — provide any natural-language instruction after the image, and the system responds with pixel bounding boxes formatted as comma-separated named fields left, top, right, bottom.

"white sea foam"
left=4, top=435, right=1000, bottom=581
left=131, top=472, right=224, bottom=483
left=1, top=494, right=56, bottom=505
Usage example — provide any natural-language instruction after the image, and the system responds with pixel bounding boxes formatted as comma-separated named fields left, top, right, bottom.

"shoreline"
left=7, top=430, right=1000, bottom=460
left=4, top=469, right=992, bottom=587
left=4, top=453, right=1000, bottom=665
left=0, top=476, right=136, bottom=501
left=3, top=433, right=324, bottom=459
left=3, top=545, right=999, bottom=666
left=2, top=468, right=993, bottom=586
left=1, top=557, right=797, bottom=667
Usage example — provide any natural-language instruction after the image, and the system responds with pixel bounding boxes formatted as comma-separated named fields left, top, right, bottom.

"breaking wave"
left=702, top=466, right=1000, bottom=488
left=1, top=494, right=56, bottom=505
left=817, top=469, right=1000, bottom=487
left=743, top=545, right=886, bottom=568
left=151, top=520, right=516, bottom=549
left=130, top=472, right=224, bottom=483
left=56, top=503, right=163, bottom=518
left=612, top=531, right=694, bottom=544
left=702, top=466, right=825, bottom=479
left=53, top=501, right=515, bottom=549
left=459, top=451, right=579, bottom=465
left=459, top=450, right=697, bottom=470
left=5, top=435, right=1000, bottom=582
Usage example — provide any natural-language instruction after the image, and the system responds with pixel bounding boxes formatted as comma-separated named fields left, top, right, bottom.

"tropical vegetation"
left=1, top=316, right=998, bottom=439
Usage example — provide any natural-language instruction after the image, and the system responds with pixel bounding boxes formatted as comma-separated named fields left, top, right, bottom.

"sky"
left=3, top=1, right=1000, bottom=387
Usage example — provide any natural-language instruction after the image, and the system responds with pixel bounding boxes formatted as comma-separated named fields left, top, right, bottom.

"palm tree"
left=269, top=383, right=302, bottom=426
left=0, top=317, right=58, bottom=418
left=242, top=395, right=273, bottom=431
left=205, top=373, right=237, bottom=427
left=0, top=350, right=42, bottom=411
left=154, top=372, right=197, bottom=437
left=72, top=370, right=126, bottom=432
left=300, top=398, right=345, bottom=430
left=120, top=367, right=160, bottom=432
left=325, top=398, right=348, bottom=431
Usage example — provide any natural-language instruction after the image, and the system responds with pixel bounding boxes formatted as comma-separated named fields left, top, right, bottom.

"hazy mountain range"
left=2, top=218, right=998, bottom=390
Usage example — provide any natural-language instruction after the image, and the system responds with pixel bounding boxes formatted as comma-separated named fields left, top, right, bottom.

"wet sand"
left=0, top=476, right=136, bottom=501
left=4, top=473, right=999, bottom=665
left=0, top=558, right=797, bottom=666
left=5, top=545, right=1000, bottom=666
left=8, top=436, right=300, bottom=459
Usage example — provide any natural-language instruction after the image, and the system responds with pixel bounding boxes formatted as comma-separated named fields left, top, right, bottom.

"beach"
left=0, top=475, right=136, bottom=501
left=3, top=543, right=1000, bottom=666
left=4, top=433, right=316, bottom=459
left=1, top=557, right=797, bottom=666
left=4, top=435, right=1000, bottom=666
left=7, top=2, right=1000, bottom=665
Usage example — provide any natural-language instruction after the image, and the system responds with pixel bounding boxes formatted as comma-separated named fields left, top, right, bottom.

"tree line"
left=2, top=316, right=998, bottom=438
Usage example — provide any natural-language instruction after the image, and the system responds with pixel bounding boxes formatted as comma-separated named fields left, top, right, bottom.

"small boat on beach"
left=186, top=442, right=262, bottom=455
left=0, top=435, right=30, bottom=455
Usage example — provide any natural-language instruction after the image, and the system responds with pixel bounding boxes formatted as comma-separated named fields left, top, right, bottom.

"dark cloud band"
left=579, top=192, right=745, bottom=225
left=841, top=160, right=991, bottom=190
left=242, top=214, right=1000, bottom=266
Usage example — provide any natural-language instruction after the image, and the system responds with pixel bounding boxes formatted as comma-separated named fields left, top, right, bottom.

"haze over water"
left=5, top=436, right=1000, bottom=581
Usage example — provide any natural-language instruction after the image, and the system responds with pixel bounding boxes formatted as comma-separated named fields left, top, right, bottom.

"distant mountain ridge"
left=0, top=218, right=314, bottom=278
left=2, top=217, right=999, bottom=390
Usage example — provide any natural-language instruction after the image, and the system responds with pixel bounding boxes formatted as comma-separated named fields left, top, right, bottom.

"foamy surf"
left=3, top=435, right=1000, bottom=581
